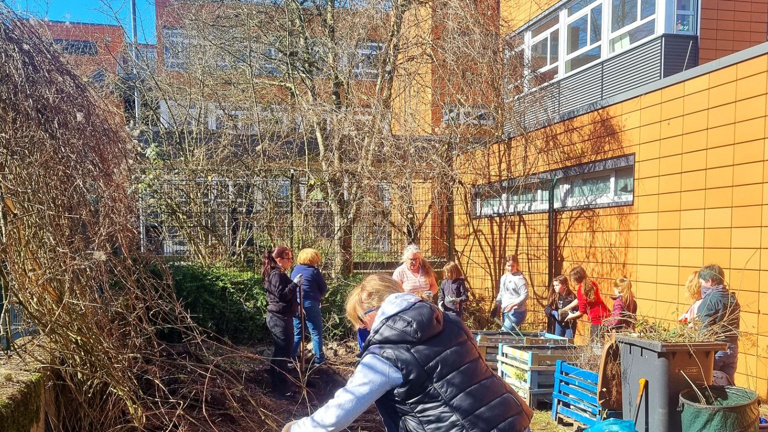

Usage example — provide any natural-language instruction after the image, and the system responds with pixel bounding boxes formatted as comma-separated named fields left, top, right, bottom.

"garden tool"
left=494, top=317, right=525, bottom=338
left=633, top=378, right=648, bottom=425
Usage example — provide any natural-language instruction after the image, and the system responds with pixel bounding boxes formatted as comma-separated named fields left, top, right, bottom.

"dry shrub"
left=0, top=9, right=283, bottom=431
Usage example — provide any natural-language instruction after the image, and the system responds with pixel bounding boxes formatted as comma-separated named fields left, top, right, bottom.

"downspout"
left=548, top=176, right=561, bottom=289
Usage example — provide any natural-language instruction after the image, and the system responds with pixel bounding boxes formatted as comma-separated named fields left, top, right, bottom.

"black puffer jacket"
left=362, top=300, right=533, bottom=432
left=697, top=285, right=740, bottom=350
left=264, top=267, right=299, bottom=316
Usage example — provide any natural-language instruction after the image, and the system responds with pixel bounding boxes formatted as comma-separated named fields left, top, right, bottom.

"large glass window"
left=163, top=27, right=188, bottom=71
left=565, top=1, right=603, bottom=72
left=529, top=16, right=560, bottom=87
left=471, top=155, right=635, bottom=218
left=609, top=0, right=657, bottom=53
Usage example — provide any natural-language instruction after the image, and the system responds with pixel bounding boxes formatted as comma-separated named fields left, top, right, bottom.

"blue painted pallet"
left=551, top=360, right=602, bottom=427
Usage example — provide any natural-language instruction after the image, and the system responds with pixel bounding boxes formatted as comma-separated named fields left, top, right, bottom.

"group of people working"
left=262, top=246, right=329, bottom=398
left=265, top=244, right=741, bottom=431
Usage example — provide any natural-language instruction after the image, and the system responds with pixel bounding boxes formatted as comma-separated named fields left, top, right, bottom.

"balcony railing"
left=505, top=33, right=698, bottom=135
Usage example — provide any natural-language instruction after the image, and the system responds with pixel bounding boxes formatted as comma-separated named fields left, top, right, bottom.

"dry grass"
left=531, top=408, right=570, bottom=432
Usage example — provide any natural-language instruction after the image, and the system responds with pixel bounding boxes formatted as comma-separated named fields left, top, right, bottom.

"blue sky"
left=9, top=0, right=157, bottom=44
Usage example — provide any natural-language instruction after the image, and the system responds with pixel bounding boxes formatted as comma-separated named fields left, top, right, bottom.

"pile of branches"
left=0, top=9, right=282, bottom=431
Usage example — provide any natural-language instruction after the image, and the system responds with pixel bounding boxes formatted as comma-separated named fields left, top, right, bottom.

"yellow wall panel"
left=735, top=117, right=766, bottom=143
left=733, top=184, right=763, bottom=207
left=680, top=209, right=705, bottom=229
left=657, top=248, right=680, bottom=265
left=733, top=161, right=762, bottom=186
left=681, top=170, right=706, bottom=191
left=705, top=207, right=733, bottom=228
left=684, top=74, right=710, bottom=94
left=659, top=193, right=682, bottom=212
left=706, top=145, right=735, bottom=169
left=705, top=227, right=732, bottom=248
left=657, top=229, right=680, bottom=247
left=709, top=65, right=738, bottom=87
left=683, top=90, right=709, bottom=115
left=734, top=140, right=766, bottom=165
left=703, top=248, right=731, bottom=267
left=636, top=195, right=659, bottom=212
left=680, top=190, right=706, bottom=210
left=640, top=122, right=661, bottom=142
left=736, top=73, right=767, bottom=101
left=730, top=269, right=760, bottom=293
left=641, top=104, right=662, bottom=125
left=682, top=129, right=708, bottom=152
left=731, top=248, right=760, bottom=270
left=660, top=136, right=683, bottom=157
left=706, top=166, right=734, bottom=189
left=661, top=98, right=684, bottom=121
left=679, top=245, right=704, bottom=266
left=661, top=83, right=685, bottom=101
left=660, top=155, right=683, bottom=176
left=704, top=186, right=733, bottom=208
left=707, top=124, right=735, bottom=147
left=736, top=55, right=768, bottom=79
left=637, top=140, right=660, bottom=161
left=733, top=206, right=762, bottom=228
left=682, top=149, right=706, bottom=172
left=661, top=117, right=684, bottom=139
left=735, top=96, right=766, bottom=122
left=708, top=103, right=736, bottom=128
left=659, top=174, right=682, bottom=194
left=709, top=82, right=738, bottom=108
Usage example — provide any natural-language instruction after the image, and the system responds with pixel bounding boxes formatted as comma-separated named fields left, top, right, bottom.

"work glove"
left=438, top=301, right=445, bottom=311
left=282, top=420, right=298, bottom=432
left=292, top=274, right=304, bottom=286
left=446, top=296, right=455, bottom=303
left=551, top=310, right=559, bottom=320
left=490, top=303, right=500, bottom=320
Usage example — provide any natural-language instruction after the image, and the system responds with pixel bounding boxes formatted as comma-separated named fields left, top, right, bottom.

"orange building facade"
left=456, top=40, right=768, bottom=397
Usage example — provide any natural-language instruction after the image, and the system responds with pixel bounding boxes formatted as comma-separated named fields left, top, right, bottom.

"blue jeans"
left=714, top=344, right=739, bottom=383
left=554, top=320, right=576, bottom=338
left=502, top=309, right=527, bottom=333
left=291, top=300, right=325, bottom=363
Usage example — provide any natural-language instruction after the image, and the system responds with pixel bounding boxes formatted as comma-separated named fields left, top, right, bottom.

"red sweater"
left=577, top=280, right=610, bottom=324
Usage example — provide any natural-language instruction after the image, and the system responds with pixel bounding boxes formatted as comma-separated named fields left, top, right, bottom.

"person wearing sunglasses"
left=392, top=244, right=438, bottom=302
left=282, top=274, right=533, bottom=432
left=262, top=246, right=303, bottom=398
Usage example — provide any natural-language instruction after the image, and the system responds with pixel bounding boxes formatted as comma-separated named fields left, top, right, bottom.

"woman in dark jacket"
left=263, top=246, right=302, bottom=396
left=290, top=248, right=328, bottom=365
left=282, top=274, right=533, bottom=432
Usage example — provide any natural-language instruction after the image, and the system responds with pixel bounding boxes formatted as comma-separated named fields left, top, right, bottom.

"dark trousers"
left=266, top=312, right=294, bottom=390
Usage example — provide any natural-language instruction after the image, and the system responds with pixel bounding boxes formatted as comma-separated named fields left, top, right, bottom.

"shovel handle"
left=633, top=378, right=648, bottom=425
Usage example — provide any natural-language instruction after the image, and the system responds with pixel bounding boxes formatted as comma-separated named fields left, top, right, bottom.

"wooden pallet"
left=496, top=344, right=580, bottom=406
left=551, top=360, right=603, bottom=428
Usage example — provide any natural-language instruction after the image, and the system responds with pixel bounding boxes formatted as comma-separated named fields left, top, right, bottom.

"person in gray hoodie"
left=495, top=254, right=529, bottom=332
left=282, top=274, right=533, bottom=432
left=696, top=264, right=740, bottom=383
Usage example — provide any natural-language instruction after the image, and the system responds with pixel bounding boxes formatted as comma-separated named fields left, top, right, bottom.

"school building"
left=453, top=0, right=768, bottom=396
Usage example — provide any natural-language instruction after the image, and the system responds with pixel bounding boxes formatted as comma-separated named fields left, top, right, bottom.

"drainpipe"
left=548, top=176, right=561, bottom=289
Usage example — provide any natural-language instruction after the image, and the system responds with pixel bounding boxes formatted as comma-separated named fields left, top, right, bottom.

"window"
left=609, top=0, right=657, bottom=53
left=163, top=27, right=188, bottom=71
left=565, top=0, right=603, bottom=73
left=442, top=105, right=496, bottom=126
left=529, top=16, right=560, bottom=87
left=471, top=154, right=635, bottom=218
left=353, top=42, right=383, bottom=80
left=54, top=39, right=98, bottom=56
left=675, top=0, right=696, bottom=34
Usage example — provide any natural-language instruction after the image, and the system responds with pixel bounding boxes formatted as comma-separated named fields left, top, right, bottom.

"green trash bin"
left=679, top=386, right=759, bottom=432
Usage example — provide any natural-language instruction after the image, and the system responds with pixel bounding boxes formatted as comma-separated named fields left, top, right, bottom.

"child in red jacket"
left=565, top=265, right=610, bottom=341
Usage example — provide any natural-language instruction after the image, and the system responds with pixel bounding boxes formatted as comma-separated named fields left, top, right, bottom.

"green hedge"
left=169, top=264, right=269, bottom=344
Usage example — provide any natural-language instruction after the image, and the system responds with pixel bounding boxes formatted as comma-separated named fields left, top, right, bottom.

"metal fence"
left=0, top=300, right=37, bottom=350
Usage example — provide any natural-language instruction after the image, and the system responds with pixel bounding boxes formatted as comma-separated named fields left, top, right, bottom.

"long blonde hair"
left=345, top=274, right=404, bottom=328
left=685, top=271, right=702, bottom=301
left=613, top=277, right=634, bottom=304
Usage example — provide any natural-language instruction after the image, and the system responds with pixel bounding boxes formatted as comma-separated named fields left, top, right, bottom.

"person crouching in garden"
left=262, top=246, right=303, bottom=398
left=291, top=248, right=328, bottom=366
left=282, top=274, right=533, bottom=432
left=438, top=261, right=468, bottom=319
left=696, top=264, right=740, bottom=384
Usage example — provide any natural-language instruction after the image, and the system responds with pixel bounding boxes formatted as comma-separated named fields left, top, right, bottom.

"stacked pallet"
left=496, top=344, right=582, bottom=407
left=551, top=360, right=606, bottom=428
left=472, top=331, right=571, bottom=372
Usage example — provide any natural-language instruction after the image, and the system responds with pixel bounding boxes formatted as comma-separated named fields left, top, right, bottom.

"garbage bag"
left=584, top=419, right=637, bottom=432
